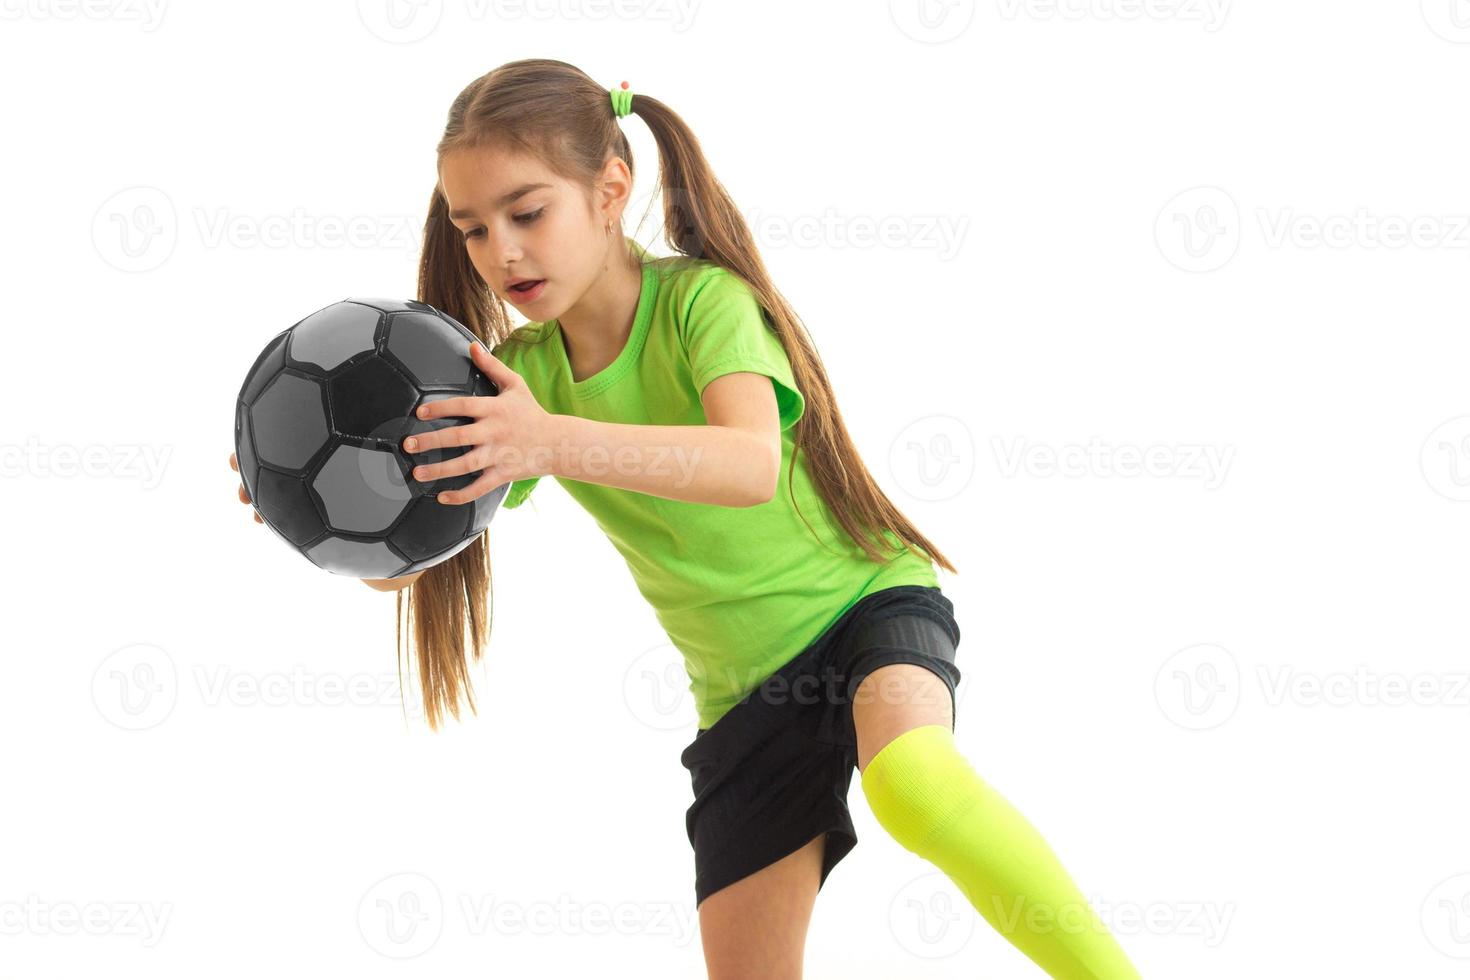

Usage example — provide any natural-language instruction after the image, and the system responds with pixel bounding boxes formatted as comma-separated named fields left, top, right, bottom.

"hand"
left=402, top=341, right=559, bottom=506
left=229, top=452, right=264, bottom=524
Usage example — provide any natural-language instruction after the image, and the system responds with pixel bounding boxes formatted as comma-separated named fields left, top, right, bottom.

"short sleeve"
left=680, top=268, right=805, bottom=431
left=501, top=477, right=538, bottom=509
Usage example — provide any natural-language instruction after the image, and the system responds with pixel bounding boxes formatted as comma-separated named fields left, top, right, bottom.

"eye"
left=514, top=207, right=545, bottom=225
left=462, top=227, right=484, bottom=241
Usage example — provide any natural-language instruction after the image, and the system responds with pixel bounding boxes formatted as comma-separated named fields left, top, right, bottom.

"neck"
left=557, top=237, right=644, bottom=374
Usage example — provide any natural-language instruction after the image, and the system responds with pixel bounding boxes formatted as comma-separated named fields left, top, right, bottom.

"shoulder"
left=651, top=257, right=762, bottom=341
left=669, top=257, right=749, bottom=297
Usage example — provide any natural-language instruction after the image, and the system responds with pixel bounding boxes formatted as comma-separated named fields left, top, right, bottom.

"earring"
left=605, top=221, right=613, bottom=237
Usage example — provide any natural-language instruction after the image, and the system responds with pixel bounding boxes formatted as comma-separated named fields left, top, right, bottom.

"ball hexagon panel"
left=287, top=302, right=382, bottom=373
left=234, top=401, right=259, bottom=502
left=255, top=468, right=328, bottom=546
left=240, top=331, right=289, bottom=407
left=389, top=493, right=474, bottom=561
left=252, top=373, right=330, bottom=471
left=328, top=357, right=418, bottom=442
left=305, top=537, right=405, bottom=578
left=386, top=312, right=475, bottom=387
left=432, top=310, right=480, bottom=349
left=313, top=444, right=414, bottom=534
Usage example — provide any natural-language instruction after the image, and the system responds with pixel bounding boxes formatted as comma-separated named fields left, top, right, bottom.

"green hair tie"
left=610, top=80, right=633, bottom=118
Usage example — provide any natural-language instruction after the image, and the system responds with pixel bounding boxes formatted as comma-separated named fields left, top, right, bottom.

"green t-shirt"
left=492, top=239, right=939, bottom=729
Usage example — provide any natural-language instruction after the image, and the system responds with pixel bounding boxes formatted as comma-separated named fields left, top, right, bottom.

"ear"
left=596, top=155, right=633, bottom=227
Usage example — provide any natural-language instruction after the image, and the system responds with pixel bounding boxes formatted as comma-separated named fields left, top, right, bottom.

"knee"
left=859, top=724, right=982, bottom=857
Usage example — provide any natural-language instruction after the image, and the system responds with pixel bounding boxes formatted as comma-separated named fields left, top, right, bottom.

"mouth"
left=507, top=278, right=545, bottom=295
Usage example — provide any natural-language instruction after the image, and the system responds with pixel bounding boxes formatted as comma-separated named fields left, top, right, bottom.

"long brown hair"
left=396, top=58, right=957, bottom=730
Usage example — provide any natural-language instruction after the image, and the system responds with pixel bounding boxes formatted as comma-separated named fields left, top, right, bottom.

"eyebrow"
left=448, top=182, right=553, bottom=221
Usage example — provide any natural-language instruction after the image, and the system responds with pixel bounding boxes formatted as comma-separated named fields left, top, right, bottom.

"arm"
left=549, top=372, right=781, bottom=508
left=362, top=570, right=426, bottom=592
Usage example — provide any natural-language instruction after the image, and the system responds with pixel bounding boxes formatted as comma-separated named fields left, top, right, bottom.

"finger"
left=416, top=396, right=488, bottom=421
left=229, top=452, right=238, bottom=471
left=402, top=428, right=449, bottom=454
left=238, top=484, right=251, bottom=504
left=404, top=422, right=479, bottom=456
left=254, top=512, right=263, bottom=524
left=413, top=447, right=488, bottom=485
left=436, top=467, right=503, bottom=506
left=470, top=341, right=517, bottom=388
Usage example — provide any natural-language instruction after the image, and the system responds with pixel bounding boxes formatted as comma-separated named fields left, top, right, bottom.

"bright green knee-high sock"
left=860, top=724, right=1141, bottom=980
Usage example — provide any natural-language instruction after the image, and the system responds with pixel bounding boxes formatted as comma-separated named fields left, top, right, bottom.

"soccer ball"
left=233, top=297, right=510, bottom=578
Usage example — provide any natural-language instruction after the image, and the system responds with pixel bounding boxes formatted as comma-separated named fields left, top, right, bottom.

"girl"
left=233, top=58, right=1142, bottom=980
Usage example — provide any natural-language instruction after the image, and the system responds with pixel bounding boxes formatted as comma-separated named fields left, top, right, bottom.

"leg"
left=853, top=662, right=955, bottom=772
left=697, top=832, right=826, bottom=980
left=854, top=664, right=1142, bottom=980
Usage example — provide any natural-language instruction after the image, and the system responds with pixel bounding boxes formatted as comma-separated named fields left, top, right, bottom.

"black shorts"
left=678, top=584, right=962, bottom=908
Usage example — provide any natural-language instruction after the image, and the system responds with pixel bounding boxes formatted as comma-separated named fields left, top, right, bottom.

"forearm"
left=545, top=415, right=776, bottom=507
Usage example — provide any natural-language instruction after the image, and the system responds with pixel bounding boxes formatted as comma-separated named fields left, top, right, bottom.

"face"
left=439, top=143, right=622, bottom=319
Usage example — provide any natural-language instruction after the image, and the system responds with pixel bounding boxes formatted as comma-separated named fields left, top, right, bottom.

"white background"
left=3, top=1, right=1469, bottom=977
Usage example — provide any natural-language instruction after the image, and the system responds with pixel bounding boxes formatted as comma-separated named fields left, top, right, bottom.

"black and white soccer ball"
left=233, top=297, right=509, bottom=578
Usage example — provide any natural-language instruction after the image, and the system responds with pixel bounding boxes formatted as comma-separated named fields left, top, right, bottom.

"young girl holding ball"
left=231, top=58, right=1141, bottom=980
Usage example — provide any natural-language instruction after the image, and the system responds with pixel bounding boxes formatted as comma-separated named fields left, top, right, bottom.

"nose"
left=491, top=230, right=523, bottom=269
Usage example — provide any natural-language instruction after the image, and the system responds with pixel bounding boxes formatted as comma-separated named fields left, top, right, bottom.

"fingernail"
left=405, top=437, right=417, bottom=450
